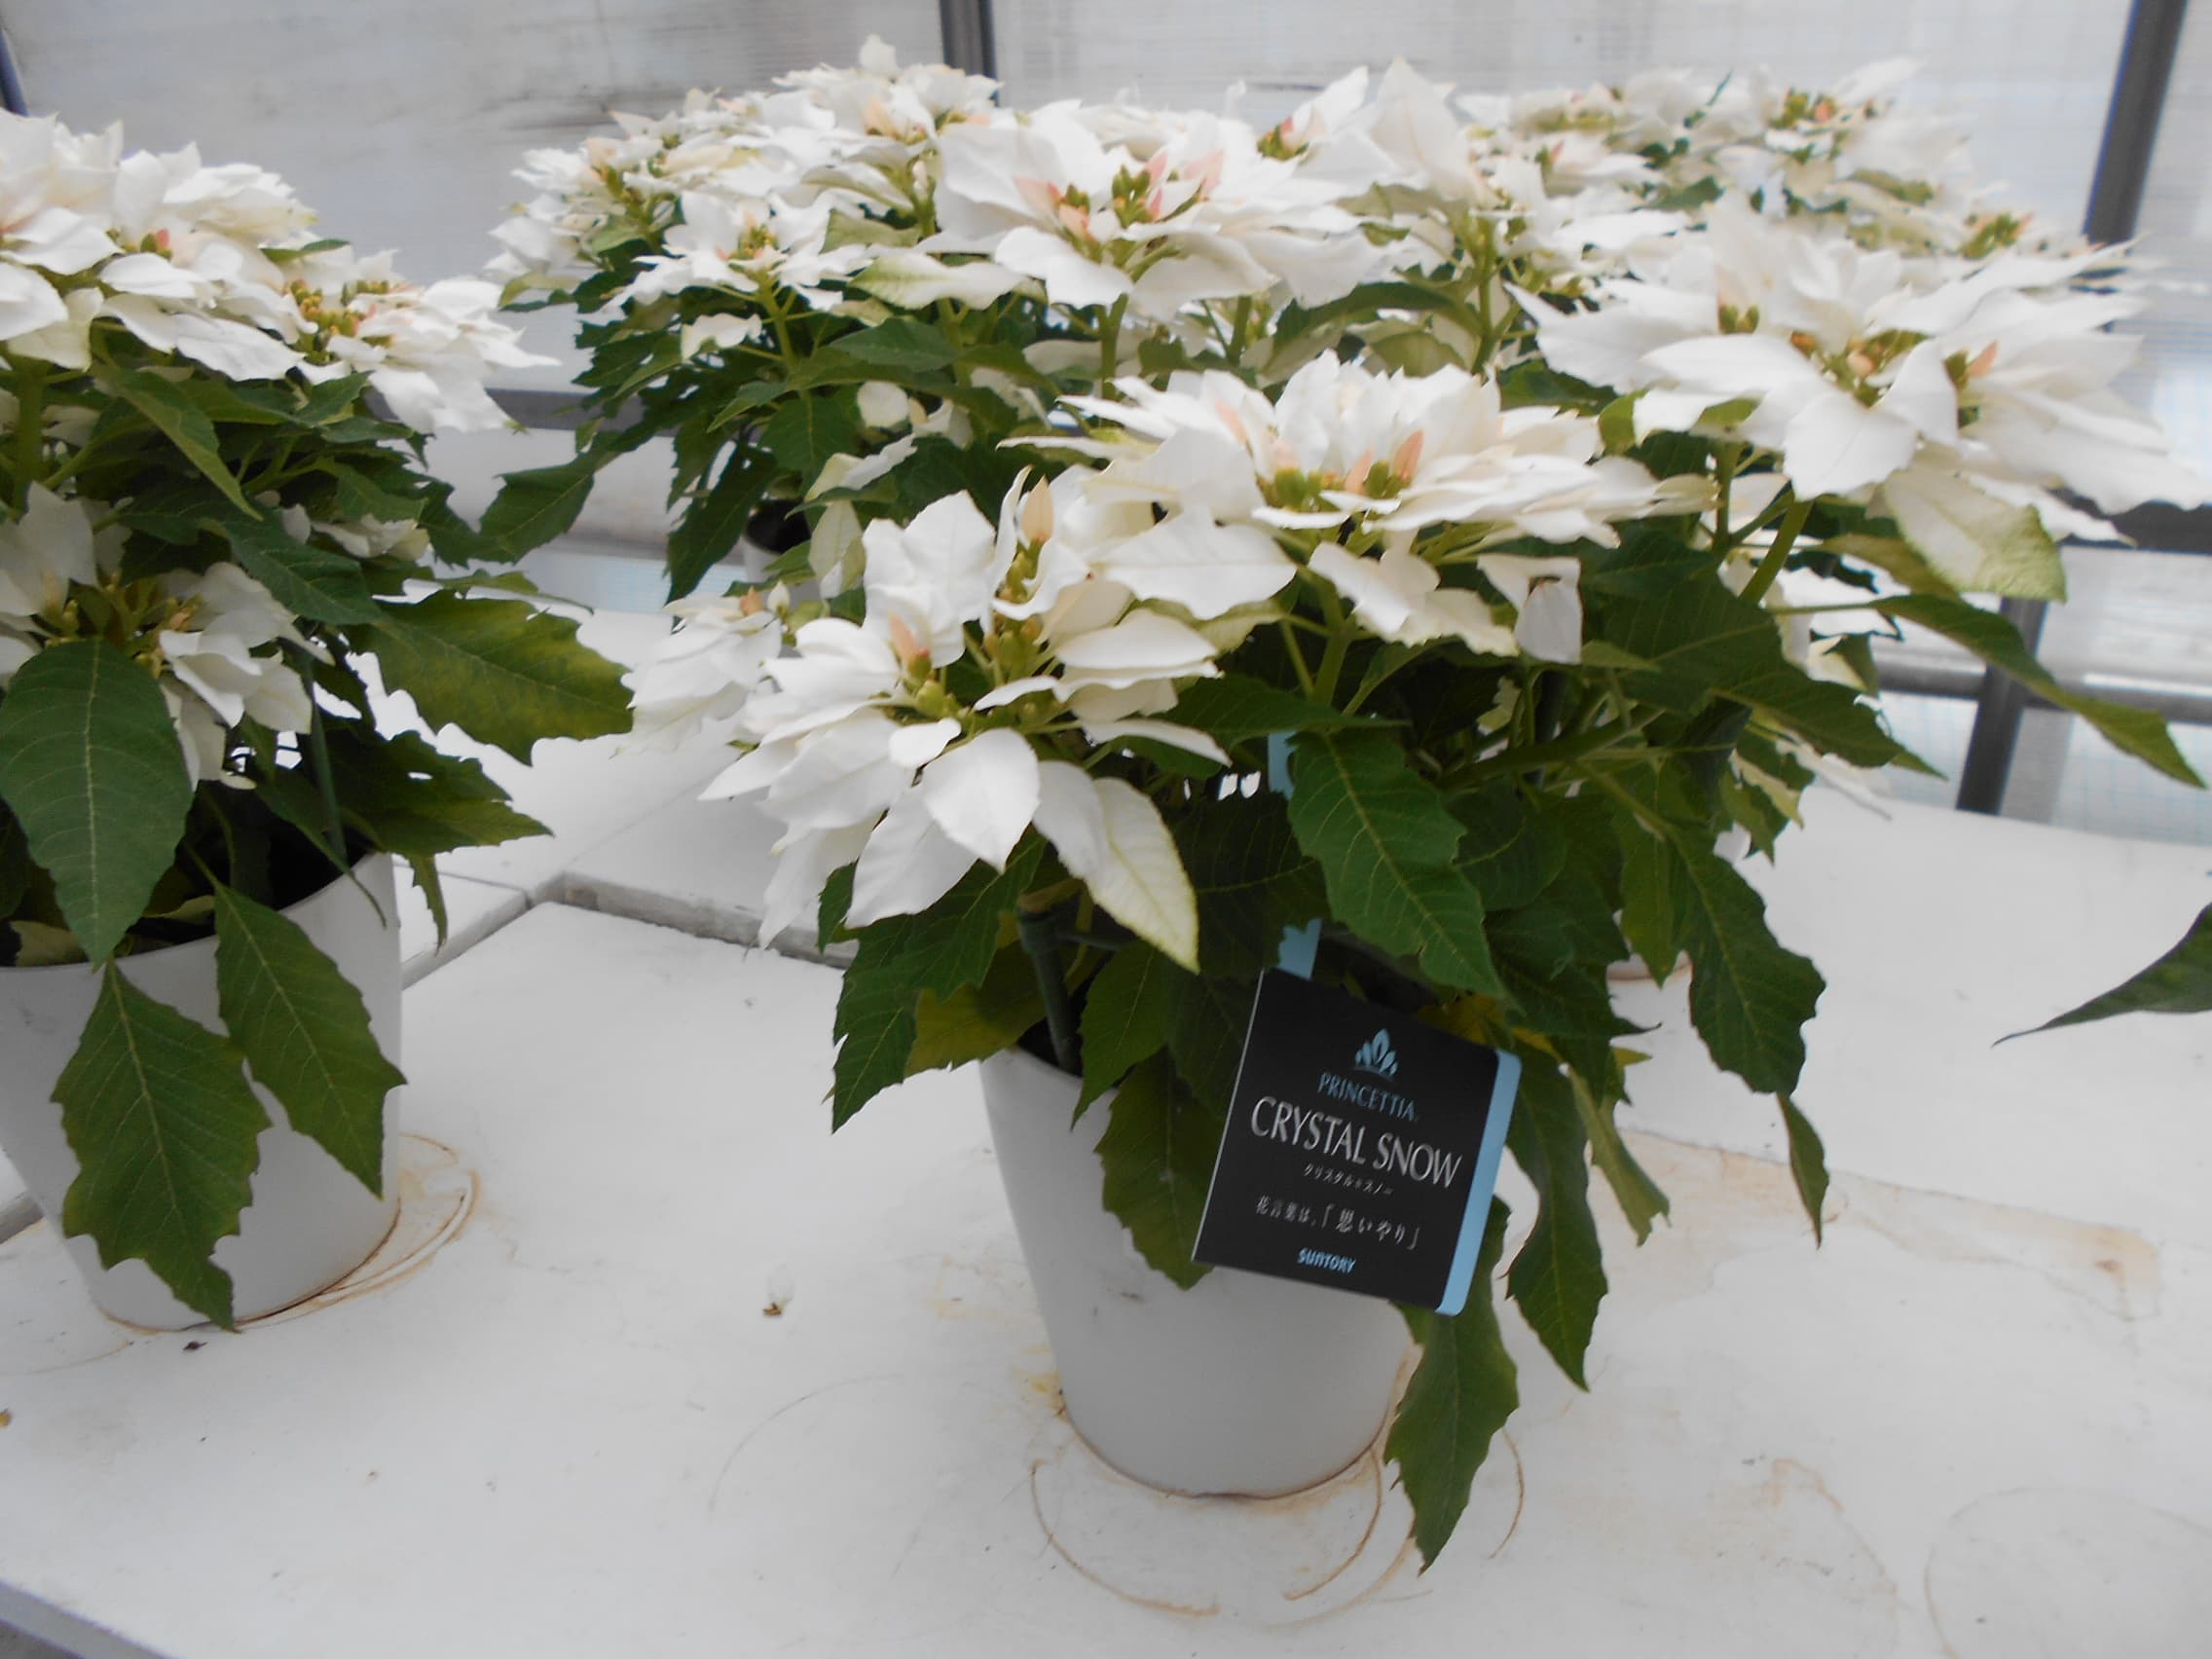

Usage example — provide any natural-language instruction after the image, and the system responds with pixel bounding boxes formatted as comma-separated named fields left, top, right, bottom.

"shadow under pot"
left=981, top=1045, right=1410, bottom=1498
left=0, top=856, right=403, bottom=1329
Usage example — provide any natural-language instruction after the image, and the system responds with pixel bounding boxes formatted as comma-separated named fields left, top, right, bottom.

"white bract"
left=552, top=44, right=2200, bottom=984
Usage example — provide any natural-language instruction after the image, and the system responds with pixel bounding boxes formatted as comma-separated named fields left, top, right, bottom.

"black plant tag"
left=1191, top=970, right=1521, bottom=1313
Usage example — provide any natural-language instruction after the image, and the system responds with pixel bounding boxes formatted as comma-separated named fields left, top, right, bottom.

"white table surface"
left=2, top=867, right=2209, bottom=1656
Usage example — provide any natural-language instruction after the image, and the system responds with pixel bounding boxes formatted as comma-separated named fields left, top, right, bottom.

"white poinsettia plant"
left=494, top=43, right=2205, bottom=1563
left=0, top=112, right=632, bottom=1326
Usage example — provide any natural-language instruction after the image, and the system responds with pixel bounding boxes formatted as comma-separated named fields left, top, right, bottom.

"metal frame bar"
left=937, top=0, right=997, bottom=79
left=0, top=18, right=27, bottom=118
left=1955, top=0, right=2194, bottom=813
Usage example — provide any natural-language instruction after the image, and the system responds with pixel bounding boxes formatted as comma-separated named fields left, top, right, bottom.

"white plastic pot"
left=0, top=857, right=402, bottom=1328
left=981, top=1046, right=1409, bottom=1497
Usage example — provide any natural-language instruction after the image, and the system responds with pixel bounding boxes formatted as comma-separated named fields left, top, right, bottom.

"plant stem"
left=1099, top=295, right=1128, bottom=382
left=1015, top=903, right=1080, bottom=1073
left=1276, top=618, right=1317, bottom=696
left=1739, top=499, right=1814, bottom=606
left=13, top=359, right=45, bottom=512
left=1710, top=442, right=1738, bottom=561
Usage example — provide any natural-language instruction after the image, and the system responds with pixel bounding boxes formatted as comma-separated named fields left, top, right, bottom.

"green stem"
left=13, top=358, right=45, bottom=513
left=1099, top=295, right=1128, bottom=382
left=1276, top=619, right=1317, bottom=697
left=1710, top=443, right=1739, bottom=561
left=1015, top=903, right=1080, bottom=1074
left=1739, top=499, right=1814, bottom=606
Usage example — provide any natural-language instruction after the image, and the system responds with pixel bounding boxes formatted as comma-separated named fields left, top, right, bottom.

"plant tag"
left=1192, top=970, right=1520, bottom=1314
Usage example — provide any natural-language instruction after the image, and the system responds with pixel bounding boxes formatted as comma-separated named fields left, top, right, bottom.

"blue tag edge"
left=1436, top=1049, right=1522, bottom=1316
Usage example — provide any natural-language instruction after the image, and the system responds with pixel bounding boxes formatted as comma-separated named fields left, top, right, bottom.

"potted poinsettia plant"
left=0, top=112, right=633, bottom=1330
left=490, top=44, right=2203, bottom=1560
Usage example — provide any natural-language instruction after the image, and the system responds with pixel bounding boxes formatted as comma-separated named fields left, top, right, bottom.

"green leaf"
left=406, top=854, right=449, bottom=944
left=907, top=947, right=1043, bottom=1077
left=1877, top=594, right=2206, bottom=787
left=763, top=390, right=862, bottom=491
left=1665, top=828, right=1825, bottom=1094
left=831, top=317, right=957, bottom=374
left=1571, top=1069, right=1670, bottom=1241
left=1166, top=970, right=1255, bottom=1114
left=831, top=957, right=918, bottom=1129
left=1506, top=1069, right=1605, bottom=1386
left=1453, top=786, right=1568, bottom=911
left=55, top=965, right=271, bottom=1327
left=1079, top=940, right=1180, bottom=1108
left=1287, top=729, right=1503, bottom=994
left=830, top=847, right=1041, bottom=1125
left=0, top=640, right=194, bottom=964
left=1595, top=579, right=1908, bottom=769
left=211, top=883, right=403, bottom=1195
left=114, top=370, right=256, bottom=514
left=1094, top=1051, right=1222, bottom=1290
left=477, top=451, right=599, bottom=560
left=667, top=443, right=772, bottom=601
left=1388, top=1199, right=1518, bottom=1569
left=318, top=728, right=545, bottom=858
left=369, top=593, right=631, bottom=760
left=214, top=514, right=383, bottom=625
left=1174, top=792, right=1327, bottom=978
left=1616, top=822, right=1682, bottom=981
left=2009, top=903, right=2212, bottom=1037
left=1169, top=674, right=1375, bottom=746
left=1779, top=1093, right=1829, bottom=1244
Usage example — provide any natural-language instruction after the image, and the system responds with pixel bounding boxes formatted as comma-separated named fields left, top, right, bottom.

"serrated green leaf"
left=1166, top=970, right=1254, bottom=1114
left=667, top=443, right=773, bottom=601
left=2009, top=903, right=2212, bottom=1037
left=1595, top=578, right=1908, bottom=769
left=214, top=513, right=384, bottom=624
left=1287, top=729, right=1503, bottom=994
left=1094, top=1051, right=1221, bottom=1289
left=318, top=727, right=546, bottom=858
left=763, top=390, right=862, bottom=492
left=212, top=882, right=402, bottom=1195
left=908, top=947, right=1044, bottom=1078
left=1506, top=1068, right=1605, bottom=1386
left=55, top=964, right=271, bottom=1327
left=1779, top=1093, right=1829, bottom=1243
left=1174, top=792, right=1327, bottom=978
left=369, top=593, right=631, bottom=760
left=1667, top=830, right=1825, bottom=1094
left=0, top=640, right=194, bottom=964
left=830, top=847, right=1041, bottom=1125
left=1877, top=594, right=2205, bottom=787
left=830, top=956, right=918, bottom=1130
left=1389, top=1199, right=1518, bottom=1568
left=1079, top=940, right=1180, bottom=1108
left=477, top=452, right=599, bottom=559
left=831, top=317, right=957, bottom=374
left=1453, top=785, right=1568, bottom=911
left=115, top=370, right=256, bottom=514
left=1169, top=674, right=1374, bottom=745
left=406, top=854, right=449, bottom=943
left=1571, top=1069, right=1670, bottom=1241
left=1616, top=823, right=1682, bottom=981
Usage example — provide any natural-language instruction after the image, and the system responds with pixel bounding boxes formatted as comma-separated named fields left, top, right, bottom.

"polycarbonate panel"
left=2120, top=2, right=2212, bottom=478
left=5, top=3, right=941, bottom=386
left=995, top=0, right=2128, bottom=230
